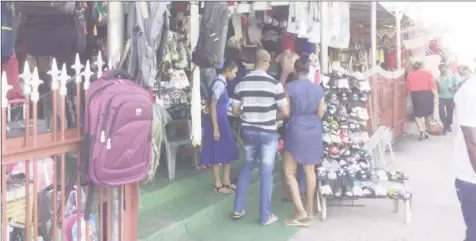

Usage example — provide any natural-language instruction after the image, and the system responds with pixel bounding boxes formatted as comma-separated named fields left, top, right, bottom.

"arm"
left=209, top=99, right=219, bottom=130
left=461, top=126, right=476, bottom=174
left=275, top=83, right=290, bottom=120
left=230, top=84, right=242, bottom=117
left=317, top=97, right=325, bottom=119
left=210, top=81, right=226, bottom=132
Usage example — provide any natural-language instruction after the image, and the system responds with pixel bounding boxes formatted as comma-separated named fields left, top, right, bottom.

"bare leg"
left=222, top=164, right=235, bottom=189
left=283, top=152, right=307, bottom=219
left=212, top=164, right=223, bottom=188
left=303, top=164, right=317, bottom=217
left=213, top=164, right=233, bottom=194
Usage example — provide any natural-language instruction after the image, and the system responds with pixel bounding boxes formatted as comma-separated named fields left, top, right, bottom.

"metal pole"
left=320, top=2, right=329, bottom=74
left=370, top=1, right=378, bottom=133
left=108, top=2, right=125, bottom=67
left=396, top=10, right=402, bottom=69
left=190, top=2, right=203, bottom=146
left=108, top=3, right=124, bottom=240
left=371, top=2, right=377, bottom=69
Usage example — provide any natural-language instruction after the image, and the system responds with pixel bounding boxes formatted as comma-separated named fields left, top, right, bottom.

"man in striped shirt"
left=231, top=49, right=289, bottom=225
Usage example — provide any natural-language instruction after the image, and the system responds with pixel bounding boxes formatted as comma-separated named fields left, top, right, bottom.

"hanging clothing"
left=200, top=75, right=240, bottom=165
left=285, top=79, right=325, bottom=164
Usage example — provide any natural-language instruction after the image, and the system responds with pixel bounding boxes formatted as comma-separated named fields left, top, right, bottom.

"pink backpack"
left=82, top=70, right=153, bottom=218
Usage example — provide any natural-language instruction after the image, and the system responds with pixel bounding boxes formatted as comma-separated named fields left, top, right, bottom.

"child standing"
left=200, top=60, right=240, bottom=194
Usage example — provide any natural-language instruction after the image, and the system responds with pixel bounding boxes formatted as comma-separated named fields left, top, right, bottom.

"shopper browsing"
left=231, top=49, right=289, bottom=225
left=457, top=65, right=472, bottom=89
left=436, top=63, right=458, bottom=134
left=406, top=62, right=438, bottom=141
left=453, top=74, right=476, bottom=241
left=200, top=60, right=240, bottom=194
left=282, top=54, right=325, bottom=227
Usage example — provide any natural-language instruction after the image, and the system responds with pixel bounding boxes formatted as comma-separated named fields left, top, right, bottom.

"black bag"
left=14, top=2, right=76, bottom=16
left=192, top=2, right=230, bottom=68
left=6, top=119, right=50, bottom=138
left=1, top=2, right=14, bottom=63
left=16, top=2, right=87, bottom=58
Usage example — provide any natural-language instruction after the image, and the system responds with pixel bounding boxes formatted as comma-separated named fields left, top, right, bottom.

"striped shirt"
left=230, top=70, right=287, bottom=132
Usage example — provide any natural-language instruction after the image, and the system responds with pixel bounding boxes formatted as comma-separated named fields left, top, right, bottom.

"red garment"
left=406, top=69, right=436, bottom=92
left=280, top=33, right=296, bottom=53
left=1, top=54, right=23, bottom=100
left=386, top=48, right=406, bottom=70
left=314, top=70, right=321, bottom=85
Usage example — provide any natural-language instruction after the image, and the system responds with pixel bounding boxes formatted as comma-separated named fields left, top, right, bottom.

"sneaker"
left=321, top=184, right=333, bottom=197
left=323, top=133, right=332, bottom=144
left=357, top=107, right=370, bottom=121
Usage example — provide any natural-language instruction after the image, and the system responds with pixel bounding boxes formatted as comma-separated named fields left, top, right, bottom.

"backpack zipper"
left=86, top=82, right=116, bottom=130
left=99, top=92, right=123, bottom=142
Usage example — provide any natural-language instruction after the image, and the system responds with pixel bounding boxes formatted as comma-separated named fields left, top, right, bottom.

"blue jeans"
left=456, top=179, right=476, bottom=241
left=234, top=129, right=278, bottom=224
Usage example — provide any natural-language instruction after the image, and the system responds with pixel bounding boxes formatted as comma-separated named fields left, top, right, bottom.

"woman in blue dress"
left=283, top=54, right=325, bottom=226
left=200, top=60, right=240, bottom=194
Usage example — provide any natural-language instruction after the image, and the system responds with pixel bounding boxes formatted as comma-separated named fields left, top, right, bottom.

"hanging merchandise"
left=192, top=1, right=230, bottom=69
left=245, top=13, right=262, bottom=46
left=126, top=2, right=169, bottom=88
left=15, top=2, right=87, bottom=60
left=1, top=2, right=14, bottom=63
left=307, top=2, right=321, bottom=43
left=82, top=70, right=154, bottom=220
left=92, top=1, right=108, bottom=26
left=328, top=2, right=350, bottom=49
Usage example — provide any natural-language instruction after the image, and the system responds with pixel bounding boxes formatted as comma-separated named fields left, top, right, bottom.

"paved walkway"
left=291, top=126, right=465, bottom=241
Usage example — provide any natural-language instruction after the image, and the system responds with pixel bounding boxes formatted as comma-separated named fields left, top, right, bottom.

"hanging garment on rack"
left=126, top=2, right=169, bottom=88
left=328, top=2, right=350, bottom=49
left=307, top=2, right=321, bottom=44
left=281, top=33, right=296, bottom=53
left=246, top=13, right=262, bottom=45
left=230, top=14, right=243, bottom=43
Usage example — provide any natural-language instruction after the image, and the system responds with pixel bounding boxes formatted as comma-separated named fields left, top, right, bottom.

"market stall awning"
left=350, top=2, right=397, bottom=28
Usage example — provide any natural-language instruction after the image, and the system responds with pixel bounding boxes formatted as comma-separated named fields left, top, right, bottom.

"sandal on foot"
left=232, top=210, right=246, bottom=220
left=223, top=183, right=236, bottom=191
left=214, top=185, right=235, bottom=194
left=262, top=214, right=279, bottom=226
left=284, top=219, right=311, bottom=227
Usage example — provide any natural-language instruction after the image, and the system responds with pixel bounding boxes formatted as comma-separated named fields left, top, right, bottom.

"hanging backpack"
left=192, top=2, right=230, bottom=68
left=82, top=69, right=153, bottom=219
left=1, top=2, right=14, bottom=64
left=15, top=1, right=87, bottom=59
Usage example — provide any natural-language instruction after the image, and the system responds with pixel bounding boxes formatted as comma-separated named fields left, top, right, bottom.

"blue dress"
left=200, top=78, right=240, bottom=165
left=285, top=79, right=325, bottom=165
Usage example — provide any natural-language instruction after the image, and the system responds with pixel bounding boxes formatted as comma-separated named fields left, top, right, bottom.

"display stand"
left=316, top=68, right=412, bottom=224
left=317, top=180, right=412, bottom=223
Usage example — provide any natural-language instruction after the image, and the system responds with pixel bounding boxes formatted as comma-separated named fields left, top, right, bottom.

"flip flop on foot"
left=214, top=185, right=235, bottom=194
left=262, top=214, right=279, bottom=226
left=284, top=215, right=311, bottom=227
left=223, top=183, right=236, bottom=191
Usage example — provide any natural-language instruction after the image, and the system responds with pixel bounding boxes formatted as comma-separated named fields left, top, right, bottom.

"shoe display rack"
left=316, top=71, right=412, bottom=223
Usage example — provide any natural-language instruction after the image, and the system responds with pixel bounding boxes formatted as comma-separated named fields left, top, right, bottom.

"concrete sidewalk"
left=291, top=127, right=465, bottom=241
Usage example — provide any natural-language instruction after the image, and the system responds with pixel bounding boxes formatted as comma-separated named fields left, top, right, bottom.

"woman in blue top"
left=283, top=54, right=325, bottom=226
left=200, top=60, right=240, bottom=194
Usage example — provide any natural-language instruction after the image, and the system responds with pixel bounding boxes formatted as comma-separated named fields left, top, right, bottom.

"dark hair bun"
left=294, top=53, right=311, bottom=73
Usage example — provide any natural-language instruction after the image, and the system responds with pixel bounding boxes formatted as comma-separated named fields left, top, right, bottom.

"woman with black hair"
left=283, top=53, right=325, bottom=226
left=200, top=60, right=240, bottom=194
